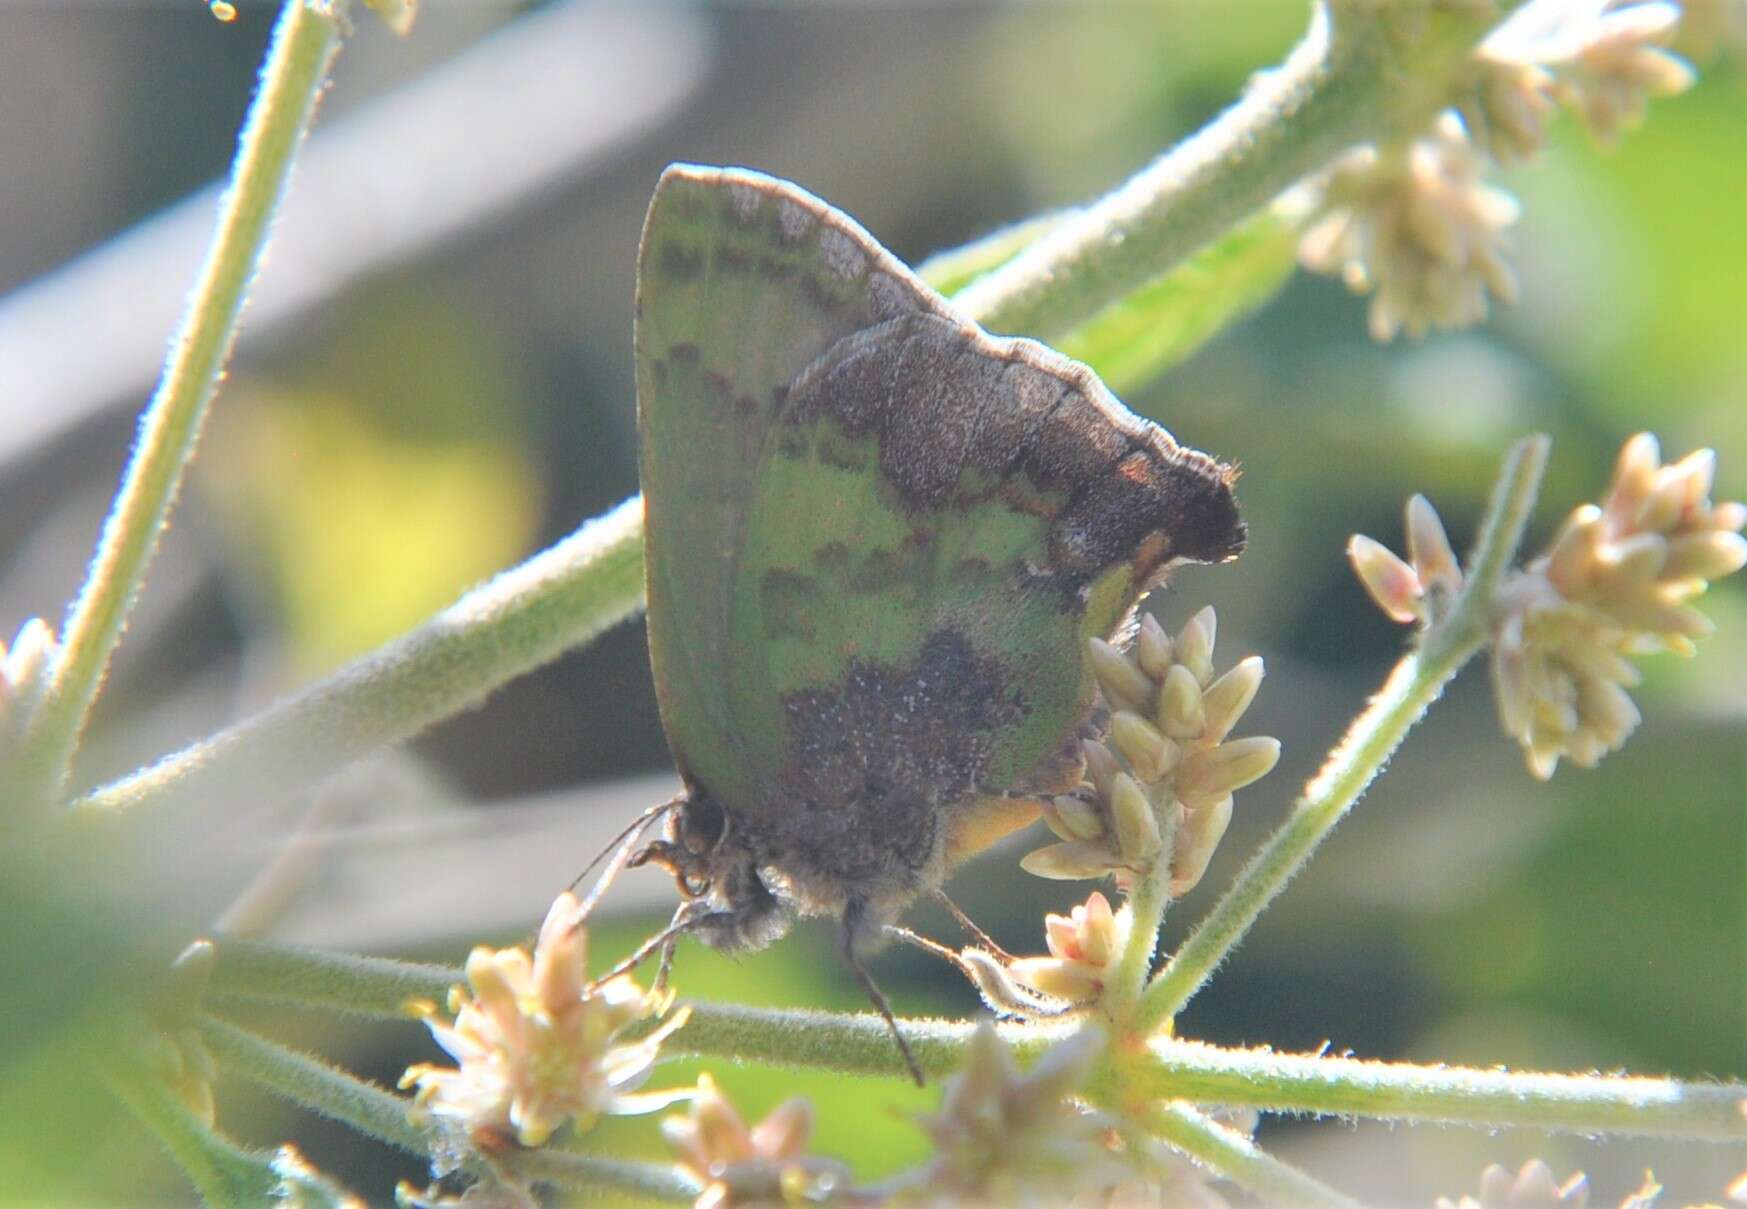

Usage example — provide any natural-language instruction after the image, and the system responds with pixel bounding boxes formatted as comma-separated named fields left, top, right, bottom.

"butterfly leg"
left=841, top=901, right=925, bottom=1087
left=886, top=923, right=1074, bottom=1020
left=585, top=899, right=708, bottom=994
left=932, top=888, right=1017, bottom=964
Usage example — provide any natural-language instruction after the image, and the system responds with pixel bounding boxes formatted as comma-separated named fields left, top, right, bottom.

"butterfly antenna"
left=931, top=888, right=1016, bottom=964
left=841, top=911, right=924, bottom=1087
left=569, top=792, right=684, bottom=920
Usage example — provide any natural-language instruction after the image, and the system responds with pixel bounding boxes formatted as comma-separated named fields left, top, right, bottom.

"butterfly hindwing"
left=729, top=312, right=1243, bottom=834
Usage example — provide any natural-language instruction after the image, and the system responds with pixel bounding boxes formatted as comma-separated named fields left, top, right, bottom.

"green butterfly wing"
left=636, top=165, right=1242, bottom=840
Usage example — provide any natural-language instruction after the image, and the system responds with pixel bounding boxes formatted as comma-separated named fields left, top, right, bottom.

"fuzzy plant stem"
left=1138, top=1103, right=1362, bottom=1209
left=1118, top=1038, right=1747, bottom=1141
left=200, top=1015, right=430, bottom=1152
left=74, top=497, right=643, bottom=816
left=952, top=1, right=1511, bottom=340
left=1100, top=794, right=1179, bottom=1025
left=16, top=0, right=343, bottom=809
left=200, top=939, right=1747, bottom=1141
left=208, top=936, right=456, bottom=1017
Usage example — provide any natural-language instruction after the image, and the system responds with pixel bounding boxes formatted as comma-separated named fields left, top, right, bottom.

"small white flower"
left=663, top=1074, right=851, bottom=1209
left=401, top=892, right=690, bottom=1149
left=1005, top=891, right=1128, bottom=1005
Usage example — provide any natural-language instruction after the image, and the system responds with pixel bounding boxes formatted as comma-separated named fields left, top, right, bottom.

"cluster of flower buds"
left=1297, top=115, right=1520, bottom=342
left=1023, top=608, right=1278, bottom=900
left=1348, top=493, right=1466, bottom=626
left=0, top=618, right=54, bottom=765
left=662, top=1074, right=850, bottom=1209
left=1350, top=435, right=1744, bottom=780
left=891, top=1026, right=1127, bottom=1208
left=1435, top=1158, right=1662, bottom=1209
left=400, top=892, right=690, bottom=1150
left=1494, top=434, right=1744, bottom=777
left=1299, top=1, right=1693, bottom=341
left=1003, top=891, right=1125, bottom=1006
left=1485, top=1, right=1695, bottom=148
left=1436, top=1160, right=1592, bottom=1209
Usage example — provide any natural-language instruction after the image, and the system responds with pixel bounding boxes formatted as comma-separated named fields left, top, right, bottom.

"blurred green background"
left=0, top=2, right=1740, bottom=1205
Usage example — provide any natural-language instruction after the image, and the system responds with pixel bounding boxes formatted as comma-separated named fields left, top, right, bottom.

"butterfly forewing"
left=635, top=165, right=949, bottom=810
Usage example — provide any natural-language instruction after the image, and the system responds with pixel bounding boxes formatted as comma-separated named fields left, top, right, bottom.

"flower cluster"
left=663, top=1074, right=851, bottom=1209
left=1005, top=891, right=1125, bottom=1005
left=1488, top=1, right=1694, bottom=148
left=1023, top=608, right=1278, bottom=899
left=1494, top=434, right=1744, bottom=777
left=1298, top=115, right=1520, bottom=341
left=1299, top=1, right=1694, bottom=341
left=1436, top=1160, right=1592, bottom=1209
left=1350, top=434, right=1744, bottom=779
left=401, top=892, right=690, bottom=1150
left=892, top=1026, right=1126, bottom=1208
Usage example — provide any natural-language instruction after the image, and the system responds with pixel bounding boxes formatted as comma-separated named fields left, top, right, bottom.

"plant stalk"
left=953, top=2, right=1506, bottom=340
left=18, top=0, right=343, bottom=808
left=74, top=497, right=643, bottom=816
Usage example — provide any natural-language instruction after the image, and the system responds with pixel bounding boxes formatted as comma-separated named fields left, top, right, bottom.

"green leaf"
left=1057, top=209, right=1299, bottom=394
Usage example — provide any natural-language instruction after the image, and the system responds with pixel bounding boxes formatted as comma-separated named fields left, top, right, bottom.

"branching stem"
left=1135, top=436, right=1549, bottom=1033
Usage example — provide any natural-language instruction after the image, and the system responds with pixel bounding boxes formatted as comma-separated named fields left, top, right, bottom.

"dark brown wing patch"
left=781, top=312, right=1245, bottom=594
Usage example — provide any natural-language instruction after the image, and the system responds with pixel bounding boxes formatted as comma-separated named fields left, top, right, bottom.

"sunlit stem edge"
left=73, top=497, right=644, bottom=817
left=952, top=0, right=1517, bottom=340
left=1102, top=1037, right=1747, bottom=1141
left=208, top=935, right=457, bottom=1019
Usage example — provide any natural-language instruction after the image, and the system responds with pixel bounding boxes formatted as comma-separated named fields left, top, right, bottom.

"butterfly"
left=630, top=165, right=1243, bottom=1067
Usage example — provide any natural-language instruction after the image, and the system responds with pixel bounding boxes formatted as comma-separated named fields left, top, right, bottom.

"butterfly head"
left=628, top=785, right=796, bottom=954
